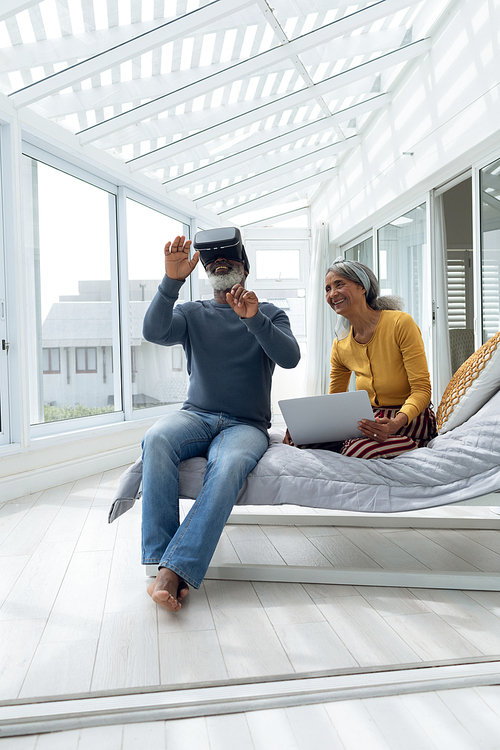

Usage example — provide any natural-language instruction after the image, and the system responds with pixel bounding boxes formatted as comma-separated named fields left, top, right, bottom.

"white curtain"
left=304, top=222, right=335, bottom=396
left=433, top=194, right=452, bottom=403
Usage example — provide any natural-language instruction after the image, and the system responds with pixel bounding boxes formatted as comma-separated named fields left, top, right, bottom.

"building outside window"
left=22, top=153, right=121, bottom=426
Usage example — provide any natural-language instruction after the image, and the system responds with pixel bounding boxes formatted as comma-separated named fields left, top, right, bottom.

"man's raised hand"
left=164, top=236, right=199, bottom=281
left=226, top=284, right=259, bottom=318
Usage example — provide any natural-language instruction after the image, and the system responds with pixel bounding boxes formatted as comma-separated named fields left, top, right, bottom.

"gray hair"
left=326, top=259, right=403, bottom=311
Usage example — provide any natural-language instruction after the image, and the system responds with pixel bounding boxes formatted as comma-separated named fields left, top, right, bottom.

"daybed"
left=110, top=333, right=500, bottom=590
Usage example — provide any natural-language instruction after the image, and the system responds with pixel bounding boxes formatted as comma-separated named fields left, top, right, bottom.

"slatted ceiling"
left=1, top=0, right=454, bottom=221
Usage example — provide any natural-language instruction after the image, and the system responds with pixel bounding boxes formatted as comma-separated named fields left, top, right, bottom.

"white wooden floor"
left=2, top=685, right=500, bottom=750
left=1, top=468, right=500, bottom=748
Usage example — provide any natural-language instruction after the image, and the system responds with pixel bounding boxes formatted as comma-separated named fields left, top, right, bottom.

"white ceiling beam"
left=9, top=0, right=256, bottom=108
left=128, top=39, right=429, bottom=171
left=194, top=141, right=345, bottom=206
left=77, top=0, right=420, bottom=144
left=0, top=0, right=39, bottom=22
left=89, top=79, right=376, bottom=150
left=0, top=21, right=163, bottom=71
left=218, top=166, right=338, bottom=217
left=37, top=32, right=395, bottom=120
left=167, top=134, right=358, bottom=192
left=31, top=63, right=249, bottom=119
left=164, top=96, right=384, bottom=189
left=240, top=206, right=310, bottom=227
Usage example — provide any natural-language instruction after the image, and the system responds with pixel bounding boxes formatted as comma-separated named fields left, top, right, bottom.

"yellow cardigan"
left=329, top=310, right=432, bottom=424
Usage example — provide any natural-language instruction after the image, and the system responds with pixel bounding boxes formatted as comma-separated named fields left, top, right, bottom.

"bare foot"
left=147, top=567, right=189, bottom=612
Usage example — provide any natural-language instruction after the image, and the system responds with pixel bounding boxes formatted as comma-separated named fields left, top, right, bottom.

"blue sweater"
left=143, top=276, right=301, bottom=433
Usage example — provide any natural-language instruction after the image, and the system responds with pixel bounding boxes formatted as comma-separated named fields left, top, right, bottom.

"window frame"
left=75, top=347, right=98, bottom=374
left=42, top=347, right=61, bottom=374
left=23, top=142, right=124, bottom=438
left=0, top=126, right=9, bottom=446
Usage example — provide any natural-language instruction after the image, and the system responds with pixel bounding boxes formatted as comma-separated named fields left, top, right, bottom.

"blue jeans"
left=141, top=410, right=269, bottom=589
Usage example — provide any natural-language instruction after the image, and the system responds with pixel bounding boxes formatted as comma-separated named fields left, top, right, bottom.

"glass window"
left=344, top=236, right=374, bottom=267
left=377, top=204, right=428, bottom=331
left=43, top=348, right=60, bottom=374
left=126, top=198, right=188, bottom=410
left=255, top=249, right=300, bottom=280
left=76, top=347, right=97, bottom=373
left=244, top=238, right=309, bottom=419
left=0, top=163, right=8, bottom=444
left=23, top=156, right=121, bottom=425
left=480, top=157, right=500, bottom=342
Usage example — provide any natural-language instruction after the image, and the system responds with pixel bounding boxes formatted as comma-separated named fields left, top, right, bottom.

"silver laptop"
left=278, top=390, right=373, bottom=445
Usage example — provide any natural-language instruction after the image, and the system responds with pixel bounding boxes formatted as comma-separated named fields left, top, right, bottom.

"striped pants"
left=341, top=406, right=437, bottom=460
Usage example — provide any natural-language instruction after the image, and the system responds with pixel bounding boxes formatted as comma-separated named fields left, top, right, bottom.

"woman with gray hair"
left=286, top=258, right=437, bottom=459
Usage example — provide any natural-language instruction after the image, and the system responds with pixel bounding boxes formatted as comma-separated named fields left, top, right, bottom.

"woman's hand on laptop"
left=283, top=429, right=295, bottom=446
left=358, top=413, right=408, bottom=442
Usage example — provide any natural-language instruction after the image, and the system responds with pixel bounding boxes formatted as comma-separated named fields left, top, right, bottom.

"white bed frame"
left=146, top=492, right=500, bottom=590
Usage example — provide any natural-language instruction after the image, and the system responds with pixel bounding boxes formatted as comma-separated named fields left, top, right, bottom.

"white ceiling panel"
left=1, top=0, right=459, bottom=223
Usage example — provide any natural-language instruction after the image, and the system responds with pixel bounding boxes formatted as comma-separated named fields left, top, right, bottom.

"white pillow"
left=437, top=331, right=500, bottom=434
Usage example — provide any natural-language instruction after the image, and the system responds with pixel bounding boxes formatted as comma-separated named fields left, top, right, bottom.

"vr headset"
left=193, top=227, right=250, bottom=273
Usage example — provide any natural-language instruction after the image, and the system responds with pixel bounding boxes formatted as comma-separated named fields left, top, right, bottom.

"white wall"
left=311, top=0, right=500, bottom=247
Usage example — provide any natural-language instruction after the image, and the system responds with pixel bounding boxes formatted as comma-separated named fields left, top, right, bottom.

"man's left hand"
left=226, top=284, right=259, bottom=318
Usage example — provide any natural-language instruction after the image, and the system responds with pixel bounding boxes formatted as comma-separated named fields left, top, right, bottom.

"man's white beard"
left=207, top=266, right=246, bottom=291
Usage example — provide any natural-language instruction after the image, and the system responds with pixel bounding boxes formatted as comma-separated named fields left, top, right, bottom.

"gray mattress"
left=109, top=389, right=500, bottom=523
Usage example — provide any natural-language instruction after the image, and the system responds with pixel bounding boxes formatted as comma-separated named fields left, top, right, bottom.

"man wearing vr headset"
left=141, top=230, right=300, bottom=612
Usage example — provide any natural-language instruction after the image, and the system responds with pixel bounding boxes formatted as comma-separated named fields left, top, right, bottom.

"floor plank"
left=408, top=588, right=500, bottom=653
left=308, top=533, right=382, bottom=569
left=375, top=528, right=481, bottom=572
left=41, top=550, right=112, bottom=643
left=0, top=495, right=41, bottom=547
left=274, top=619, right=358, bottom=672
left=361, top=694, right=440, bottom=749
left=159, top=629, right=228, bottom=684
left=315, top=595, right=422, bottom=666
left=0, top=484, right=73, bottom=556
left=0, top=554, right=30, bottom=608
left=0, top=540, right=75, bottom=622
left=261, top=526, right=332, bottom=567
left=206, top=713, right=256, bottom=750
left=75, top=505, right=118, bottom=553
left=73, top=724, right=123, bottom=750
left=246, top=707, right=300, bottom=750
left=436, top=687, right=500, bottom=749
left=91, top=607, right=160, bottom=691
left=252, top=581, right=326, bottom=626
left=19, top=638, right=98, bottom=699
left=397, top=690, right=485, bottom=749
left=383, top=612, right=483, bottom=660
left=354, top=586, right=432, bottom=617
left=122, top=720, right=166, bottom=748
left=0, top=618, right=45, bottom=699
left=203, top=579, right=293, bottom=678
left=163, top=717, right=211, bottom=749
left=419, top=529, right=500, bottom=571
left=324, top=699, right=392, bottom=750
left=339, top=527, right=429, bottom=571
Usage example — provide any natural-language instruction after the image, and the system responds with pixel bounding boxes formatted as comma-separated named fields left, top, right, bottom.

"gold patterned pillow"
left=437, top=331, right=500, bottom=433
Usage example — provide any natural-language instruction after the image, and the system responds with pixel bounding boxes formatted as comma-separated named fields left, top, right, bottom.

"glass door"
left=479, top=157, right=500, bottom=343
left=0, top=146, right=9, bottom=445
